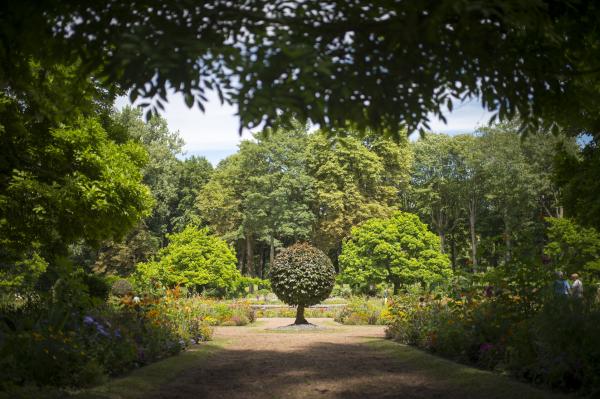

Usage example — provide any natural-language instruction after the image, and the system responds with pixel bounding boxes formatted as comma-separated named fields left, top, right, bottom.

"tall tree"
left=306, top=131, right=411, bottom=263
left=198, top=122, right=316, bottom=277
left=410, top=134, right=463, bottom=256
left=112, top=107, right=184, bottom=244
left=171, top=156, right=214, bottom=232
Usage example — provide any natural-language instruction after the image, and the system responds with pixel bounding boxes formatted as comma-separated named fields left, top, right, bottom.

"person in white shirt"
left=571, top=273, right=583, bottom=299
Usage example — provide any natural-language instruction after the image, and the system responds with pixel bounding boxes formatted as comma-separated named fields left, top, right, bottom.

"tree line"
left=67, top=112, right=581, bottom=285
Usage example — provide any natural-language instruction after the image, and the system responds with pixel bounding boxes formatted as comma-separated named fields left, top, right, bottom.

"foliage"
left=135, top=226, right=240, bottom=293
left=111, top=108, right=212, bottom=243
left=544, top=217, right=600, bottom=281
left=0, top=253, right=48, bottom=292
left=111, top=279, right=133, bottom=297
left=0, top=113, right=153, bottom=291
left=339, top=211, right=452, bottom=292
left=334, top=296, right=389, bottom=325
left=232, top=277, right=272, bottom=298
left=198, top=122, right=317, bottom=278
left=556, top=136, right=600, bottom=230
left=270, top=243, right=336, bottom=323
left=306, top=131, right=412, bottom=260
left=407, top=126, right=573, bottom=271
left=70, top=109, right=213, bottom=278
left=88, top=223, right=161, bottom=276
left=385, top=273, right=600, bottom=394
left=254, top=306, right=337, bottom=319
left=4, top=2, right=600, bottom=136
left=197, top=125, right=411, bottom=276
left=0, top=289, right=213, bottom=391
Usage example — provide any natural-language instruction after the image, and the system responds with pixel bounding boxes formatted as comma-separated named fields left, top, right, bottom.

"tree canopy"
left=270, top=243, right=335, bottom=324
left=2, top=1, right=600, bottom=135
left=135, top=226, right=240, bottom=293
left=339, top=211, right=452, bottom=292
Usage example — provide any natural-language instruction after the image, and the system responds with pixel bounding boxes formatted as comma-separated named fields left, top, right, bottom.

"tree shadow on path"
left=145, top=339, right=567, bottom=399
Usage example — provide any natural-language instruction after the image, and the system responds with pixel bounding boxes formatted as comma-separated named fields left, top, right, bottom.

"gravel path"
left=146, top=318, right=565, bottom=399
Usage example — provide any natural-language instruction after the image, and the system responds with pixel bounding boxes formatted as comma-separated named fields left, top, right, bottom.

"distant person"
left=554, top=271, right=571, bottom=296
left=571, top=273, right=583, bottom=299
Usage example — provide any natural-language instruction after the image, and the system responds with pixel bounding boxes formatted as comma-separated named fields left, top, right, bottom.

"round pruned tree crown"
left=270, top=243, right=336, bottom=308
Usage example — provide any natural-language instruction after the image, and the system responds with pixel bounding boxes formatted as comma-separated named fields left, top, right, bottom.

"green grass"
left=1, top=342, right=222, bottom=399
left=367, top=340, right=572, bottom=399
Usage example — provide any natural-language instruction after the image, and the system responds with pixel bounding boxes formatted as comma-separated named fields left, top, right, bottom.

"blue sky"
left=116, top=92, right=493, bottom=165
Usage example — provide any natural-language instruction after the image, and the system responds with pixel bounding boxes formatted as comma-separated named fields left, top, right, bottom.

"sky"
left=116, top=92, right=493, bottom=166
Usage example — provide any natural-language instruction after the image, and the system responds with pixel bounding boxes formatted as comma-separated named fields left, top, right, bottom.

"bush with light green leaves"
left=135, top=227, right=240, bottom=294
left=339, top=211, right=452, bottom=293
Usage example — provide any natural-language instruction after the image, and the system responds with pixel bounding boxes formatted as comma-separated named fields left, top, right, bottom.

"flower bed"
left=385, top=288, right=600, bottom=394
left=0, top=288, right=258, bottom=392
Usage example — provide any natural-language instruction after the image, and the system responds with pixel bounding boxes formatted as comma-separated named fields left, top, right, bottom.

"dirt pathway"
left=146, top=318, right=566, bottom=399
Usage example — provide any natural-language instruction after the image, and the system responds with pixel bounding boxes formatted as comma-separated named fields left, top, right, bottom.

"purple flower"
left=94, top=322, right=109, bottom=337
left=114, top=329, right=122, bottom=339
left=83, top=316, right=95, bottom=325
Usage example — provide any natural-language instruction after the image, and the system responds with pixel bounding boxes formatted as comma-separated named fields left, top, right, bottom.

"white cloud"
left=115, top=90, right=252, bottom=154
left=427, top=99, right=493, bottom=134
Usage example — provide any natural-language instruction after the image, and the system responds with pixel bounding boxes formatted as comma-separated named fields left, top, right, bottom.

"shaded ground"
left=136, top=318, right=565, bottom=399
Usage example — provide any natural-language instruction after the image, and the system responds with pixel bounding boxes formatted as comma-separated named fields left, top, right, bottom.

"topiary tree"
left=270, top=243, right=336, bottom=325
left=339, top=211, right=452, bottom=293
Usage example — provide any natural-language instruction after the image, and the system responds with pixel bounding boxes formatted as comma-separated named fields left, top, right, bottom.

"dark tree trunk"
left=393, top=279, right=400, bottom=295
left=269, top=236, right=275, bottom=267
left=504, top=216, right=512, bottom=264
left=246, top=234, right=254, bottom=277
left=246, top=234, right=254, bottom=293
left=469, top=198, right=478, bottom=271
left=295, top=304, right=308, bottom=325
left=451, top=239, right=457, bottom=272
left=237, top=239, right=245, bottom=273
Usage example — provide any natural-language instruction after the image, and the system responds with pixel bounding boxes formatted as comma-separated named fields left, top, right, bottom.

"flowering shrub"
left=0, top=289, right=226, bottom=392
left=0, top=301, right=185, bottom=390
left=334, top=296, right=389, bottom=325
left=0, top=284, right=262, bottom=393
left=385, top=286, right=600, bottom=394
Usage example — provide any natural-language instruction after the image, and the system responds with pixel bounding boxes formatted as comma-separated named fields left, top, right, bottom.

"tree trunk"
left=246, top=234, right=254, bottom=277
left=469, top=198, right=478, bottom=271
left=393, top=278, right=400, bottom=295
left=237, top=239, right=245, bottom=272
left=295, top=304, right=308, bottom=324
left=504, top=215, right=511, bottom=264
left=439, top=231, right=446, bottom=253
left=269, top=236, right=275, bottom=267
left=451, top=239, right=457, bottom=272
left=246, top=234, right=254, bottom=294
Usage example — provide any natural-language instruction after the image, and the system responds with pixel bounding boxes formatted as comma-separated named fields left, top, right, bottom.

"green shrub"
left=111, top=279, right=134, bottom=297
left=135, top=226, right=241, bottom=293
left=254, top=306, right=337, bottom=318
left=334, top=296, right=387, bottom=325
left=339, top=211, right=452, bottom=293
left=81, top=273, right=110, bottom=301
left=0, top=289, right=215, bottom=391
left=385, top=285, right=600, bottom=394
left=270, top=243, right=336, bottom=324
